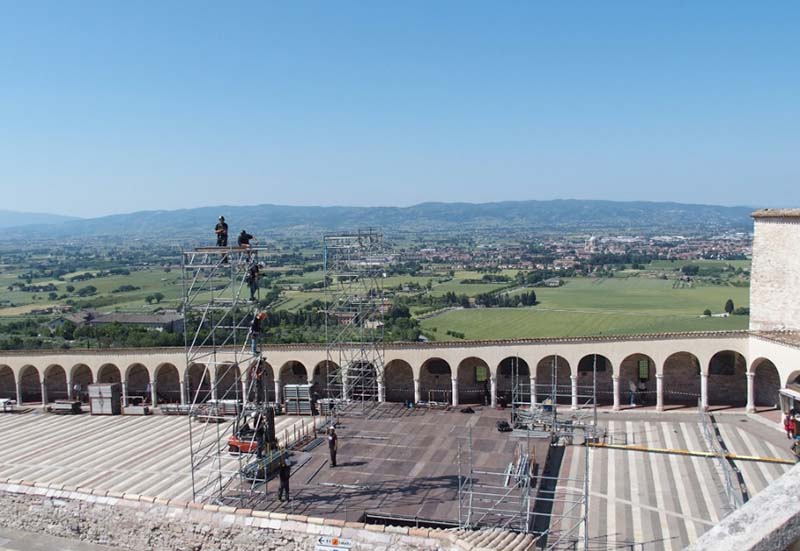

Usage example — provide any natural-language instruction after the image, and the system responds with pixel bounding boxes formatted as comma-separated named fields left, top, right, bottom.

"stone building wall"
left=0, top=482, right=448, bottom=551
left=750, top=212, right=800, bottom=331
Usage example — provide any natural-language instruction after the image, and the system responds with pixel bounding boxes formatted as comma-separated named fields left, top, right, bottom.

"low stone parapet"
left=0, top=478, right=453, bottom=550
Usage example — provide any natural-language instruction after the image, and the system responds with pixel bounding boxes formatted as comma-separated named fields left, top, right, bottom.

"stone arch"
left=419, top=358, right=452, bottom=403
left=70, top=364, right=93, bottom=402
left=384, top=359, right=414, bottom=402
left=708, top=350, right=747, bottom=407
left=751, top=358, right=780, bottom=409
left=44, top=364, right=68, bottom=402
left=662, top=352, right=700, bottom=408
left=278, top=361, right=307, bottom=385
left=786, top=370, right=800, bottom=389
left=216, top=363, right=242, bottom=400
left=347, top=360, right=377, bottom=401
left=312, top=360, right=336, bottom=389
left=457, top=357, right=490, bottom=404
left=496, top=357, right=531, bottom=405
left=155, top=363, right=181, bottom=404
left=0, top=365, right=14, bottom=400
left=186, top=363, right=212, bottom=403
left=125, top=363, right=150, bottom=405
left=535, top=356, right=571, bottom=405
left=19, top=364, right=42, bottom=404
left=618, top=353, right=655, bottom=407
left=97, top=363, right=121, bottom=384
left=246, top=359, right=275, bottom=403
left=577, top=354, right=613, bottom=406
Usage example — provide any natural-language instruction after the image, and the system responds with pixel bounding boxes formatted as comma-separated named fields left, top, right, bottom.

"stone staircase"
left=442, top=527, right=536, bottom=551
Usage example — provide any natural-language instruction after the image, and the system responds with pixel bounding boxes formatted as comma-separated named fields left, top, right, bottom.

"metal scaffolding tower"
left=183, top=246, right=278, bottom=507
left=322, top=230, right=387, bottom=416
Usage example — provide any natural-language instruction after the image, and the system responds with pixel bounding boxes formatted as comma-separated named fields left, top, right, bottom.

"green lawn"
left=421, top=276, right=750, bottom=340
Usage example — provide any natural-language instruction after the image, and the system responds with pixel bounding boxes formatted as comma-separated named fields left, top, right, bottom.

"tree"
left=48, top=291, right=58, bottom=301
left=66, top=285, right=75, bottom=293
left=703, top=309, right=712, bottom=316
left=154, top=292, right=165, bottom=304
left=145, top=295, right=155, bottom=304
left=724, top=298, right=734, bottom=315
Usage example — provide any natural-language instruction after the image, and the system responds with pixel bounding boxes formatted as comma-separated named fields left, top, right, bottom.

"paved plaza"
left=0, top=407, right=793, bottom=550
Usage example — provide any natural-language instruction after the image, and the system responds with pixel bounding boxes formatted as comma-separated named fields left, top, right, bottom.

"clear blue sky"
left=1, top=2, right=798, bottom=217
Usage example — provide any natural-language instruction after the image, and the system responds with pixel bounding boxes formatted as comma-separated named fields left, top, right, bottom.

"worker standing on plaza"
left=785, top=414, right=796, bottom=439
left=327, top=427, right=338, bottom=467
left=278, top=454, right=291, bottom=502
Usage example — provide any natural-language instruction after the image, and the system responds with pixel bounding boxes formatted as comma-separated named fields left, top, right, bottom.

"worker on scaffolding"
left=245, top=262, right=261, bottom=302
left=250, top=358, right=265, bottom=404
left=215, top=215, right=229, bottom=264
left=278, top=452, right=291, bottom=502
left=215, top=216, right=229, bottom=246
left=249, top=311, right=266, bottom=355
left=238, top=229, right=258, bottom=262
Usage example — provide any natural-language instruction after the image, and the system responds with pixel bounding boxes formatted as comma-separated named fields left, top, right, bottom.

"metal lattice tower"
left=182, top=246, right=276, bottom=507
left=322, top=229, right=387, bottom=415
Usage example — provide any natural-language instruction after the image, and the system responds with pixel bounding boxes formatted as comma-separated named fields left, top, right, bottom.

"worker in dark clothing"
left=250, top=312, right=266, bottom=355
left=245, top=262, right=260, bottom=301
left=215, top=216, right=229, bottom=246
left=237, top=230, right=256, bottom=247
left=278, top=454, right=291, bottom=502
left=238, top=230, right=257, bottom=262
left=327, top=427, right=338, bottom=467
left=250, top=359, right=265, bottom=404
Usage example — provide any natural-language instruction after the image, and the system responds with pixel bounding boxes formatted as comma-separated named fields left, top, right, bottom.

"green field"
left=421, top=276, right=750, bottom=340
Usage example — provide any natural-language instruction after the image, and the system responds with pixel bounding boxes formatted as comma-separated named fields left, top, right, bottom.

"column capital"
left=746, top=371, right=755, bottom=379
left=655, top=373, right=663, bottom=379
left=490, top=375, right=497, bottom=382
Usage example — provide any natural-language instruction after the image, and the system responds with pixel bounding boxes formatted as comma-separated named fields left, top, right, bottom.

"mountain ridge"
left=1, top=199, right=756, bottom=240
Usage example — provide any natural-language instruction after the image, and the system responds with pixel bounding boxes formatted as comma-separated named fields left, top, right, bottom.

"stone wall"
left=0, top=481, right=450, bottom=551
left=751, top=215, right=800, bottom=331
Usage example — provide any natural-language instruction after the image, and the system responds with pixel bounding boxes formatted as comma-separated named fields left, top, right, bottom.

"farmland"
left=420, top=276, right=750, bottom=341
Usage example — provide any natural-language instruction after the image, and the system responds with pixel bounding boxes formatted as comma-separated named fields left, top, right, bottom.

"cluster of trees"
left=112, top=285, right=141, bottom=293
left=475, top=290, right=537, bottom=307
left=459, top=273, right=511, bottom=284
left=6, top=282, right=58, bottom=293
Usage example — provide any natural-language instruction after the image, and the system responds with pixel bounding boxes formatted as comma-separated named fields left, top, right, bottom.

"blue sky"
left=1, top=2, right=798, bottom=217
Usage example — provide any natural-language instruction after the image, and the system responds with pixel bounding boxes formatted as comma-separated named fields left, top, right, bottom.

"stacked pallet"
left=283, top=384, right=313, bottom=415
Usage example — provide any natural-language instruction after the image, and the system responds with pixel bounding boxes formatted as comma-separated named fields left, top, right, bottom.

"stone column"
left=490, top=376, right=497, bottom=408
left=612, top=376, right=620, bottom=411
left=40, top=380, right=48, bottom=407
left=413, top=378, right=421, bottom=404
left=241, top=378, right=248, bottom=403
left=746, top=372, right=756, bottom=413
left=122, top=381, right=129, bottom=407
left=530, top=376, right=537, bottom=406
left=656, top=374, right=664, bottom=412
left=211, top=380, right=219, bottom=402
left=15, top=379, right=22, bottom=406
left=377, top=380, right=386, bottom=403
left=180, top=380, right=187, bottom=406
left=67, top=380, right=74, bottom=400
left=700, top=372, right=709, bottom=411
left=150, top=380, right=158, bottom=407
left=570, top=376, right=578, bottom=410
left=274, top=379, right=282, bottom=405
left=342, top=374, right=349, bottom=402
left=451, top=377, right=459, bottom=407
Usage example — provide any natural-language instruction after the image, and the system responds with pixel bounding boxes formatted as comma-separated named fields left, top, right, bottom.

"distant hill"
left=2, top=200, right=755, bottom=241
left=0, top=209, right=80, bottom=229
